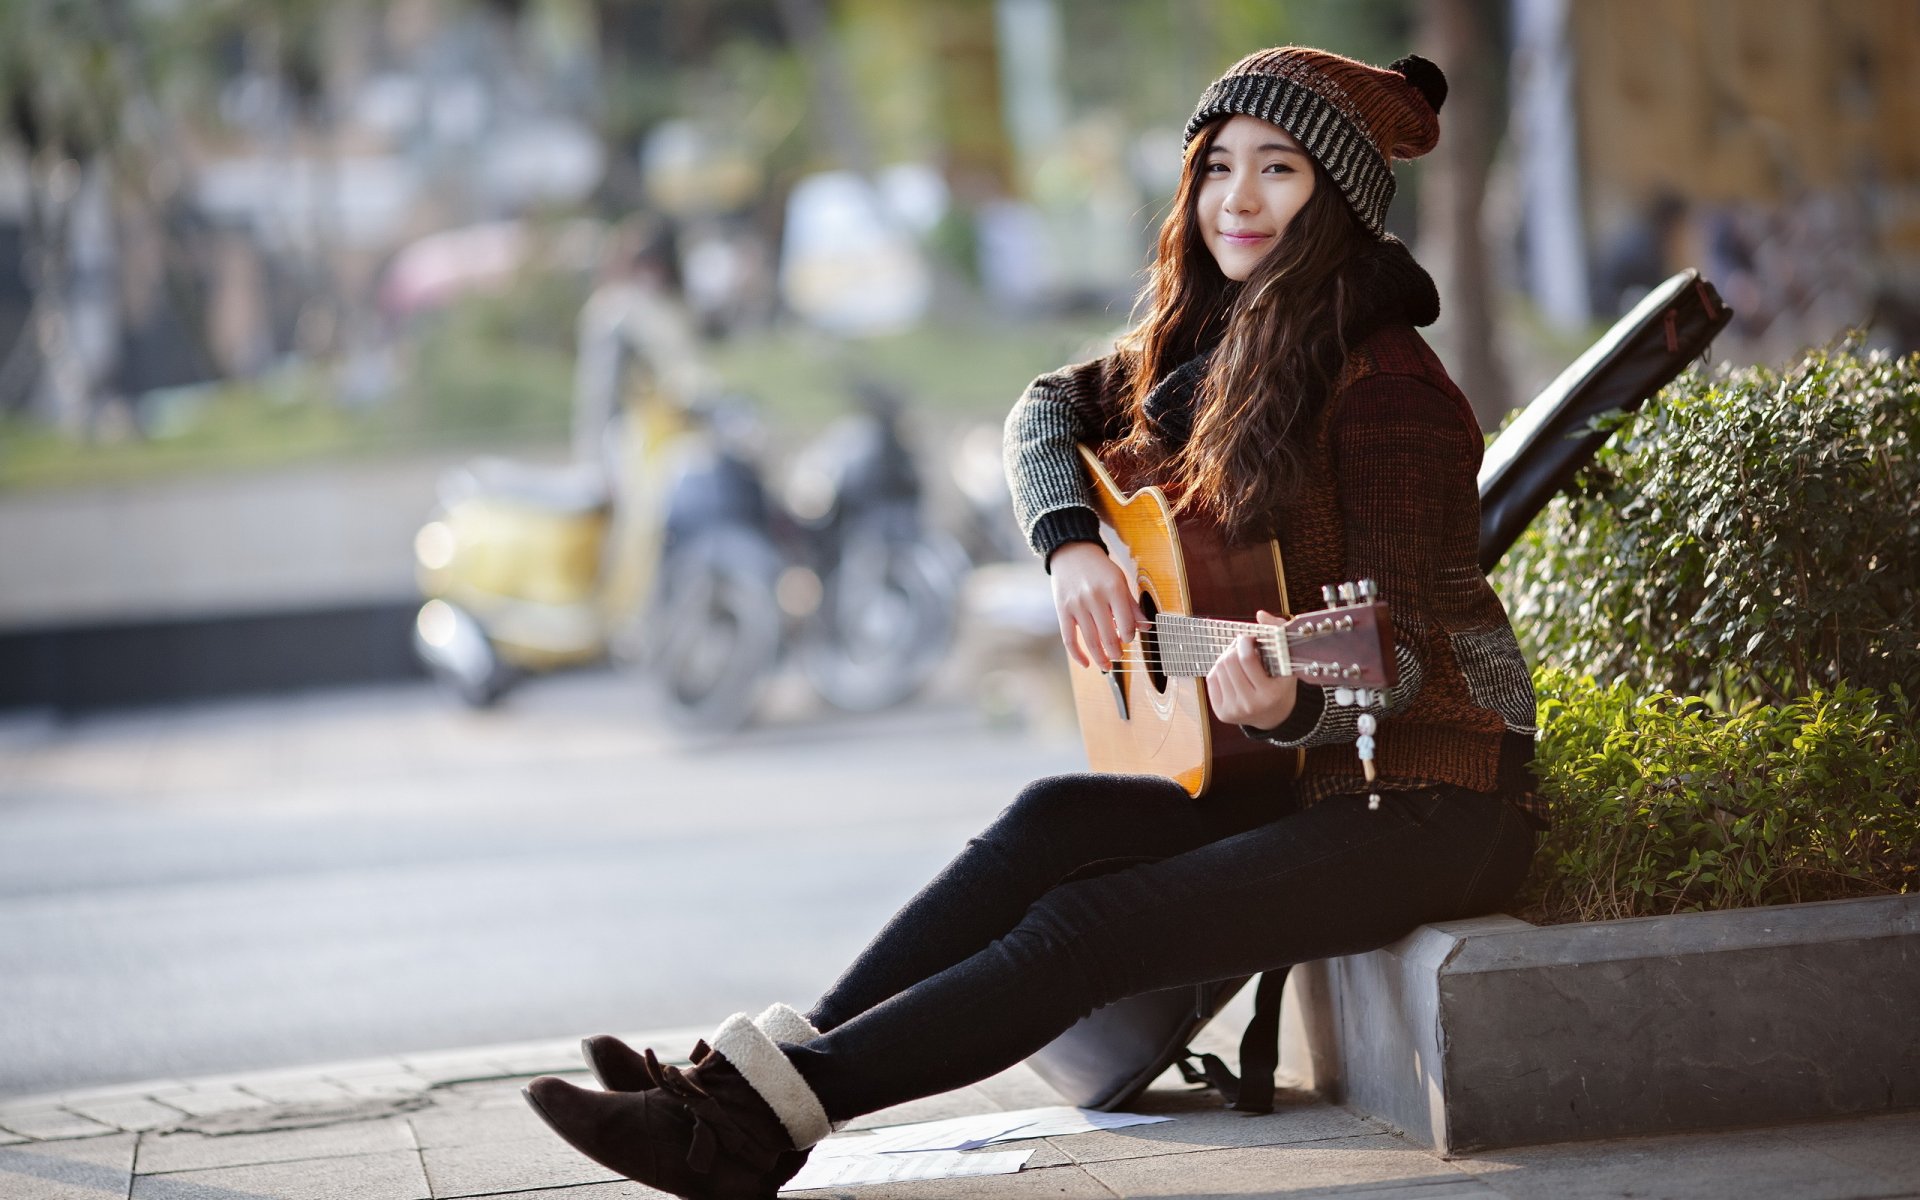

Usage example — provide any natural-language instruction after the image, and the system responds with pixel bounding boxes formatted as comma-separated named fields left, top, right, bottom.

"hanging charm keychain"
left=1357, top=711, right=1380, bottom=809
left=1333, top=694, right=1380, bottom=808
left=1323, top=580, right=1385, bottom=810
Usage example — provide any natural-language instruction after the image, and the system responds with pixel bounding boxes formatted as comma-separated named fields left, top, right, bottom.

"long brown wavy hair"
left=1113, top=118, right=1373, bottom=539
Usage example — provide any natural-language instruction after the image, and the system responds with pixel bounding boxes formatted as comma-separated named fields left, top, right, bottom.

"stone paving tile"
left=296, top=1056, right=412, bottom=1081
left=1048, top=1099, right=1379, bottom=1165
left=1003, top=1142, right=1073, bottom=1171
left=129, top=1146, right=431, bottom=1200
left=1779, top=1110, right=1920, bottom=1191
left=0, top=1132, right=136, bottom=1200
left=1080, top=1135, right=1475, bottom=1197
left=135, top=1115, right=418, bottom=1175
left=0, top=1130, right=27, bottom=1146
left=431, top=1073, right=594, bottom=1113
left=234, top=1074, right=361, bottom=1105
left=332, top=1071, right=436, bottom=1098
left=58, top=1095, right=188, bottom=1133
left=1460, top=1125, right=1906, bottom=1200
left=421, top=1132, right=622, bottom=1198
left=425, top=1085, right=534, bottom=1113
left=145, top=1083, right=274, bottom=1117
left=43, top=1078, right=188, bottom=1106
left=489, top=1043, right=592, bottom=1078
left=0, top=1107, right=120, bottom=1140
left=401, top=1051, right=521, bottom=1087
left=408, top=1099, right=550, bottom=1149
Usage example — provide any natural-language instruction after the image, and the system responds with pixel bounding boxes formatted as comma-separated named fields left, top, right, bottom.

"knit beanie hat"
left=1183, top=47, right=1448, bottom=238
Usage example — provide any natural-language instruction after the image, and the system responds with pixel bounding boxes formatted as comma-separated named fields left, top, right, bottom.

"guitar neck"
left=1151, top=613, right=1291, bottom=678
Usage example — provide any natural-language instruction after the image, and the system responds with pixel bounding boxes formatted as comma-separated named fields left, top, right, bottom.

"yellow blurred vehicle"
left=411, top=271, right=967, bottom=728
left=411, top=281, right=787, bottom=727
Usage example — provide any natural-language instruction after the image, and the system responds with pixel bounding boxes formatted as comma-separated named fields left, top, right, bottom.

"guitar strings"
left=1093, top=616, right=1375, bottom=679
left=1117, top=646, right=1376, bottom=679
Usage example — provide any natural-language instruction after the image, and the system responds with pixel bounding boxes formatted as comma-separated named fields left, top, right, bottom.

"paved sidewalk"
left=3, top=1023, right=1916, bottom=1200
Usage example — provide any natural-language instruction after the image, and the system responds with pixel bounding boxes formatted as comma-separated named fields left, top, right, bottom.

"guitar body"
left=1069, top=447, right=1304, bottom=796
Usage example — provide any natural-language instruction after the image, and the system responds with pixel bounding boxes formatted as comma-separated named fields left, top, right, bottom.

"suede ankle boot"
left=527, top=1012, right=834, bottom=1200
left=582, top=1003, right=823, bottom=1093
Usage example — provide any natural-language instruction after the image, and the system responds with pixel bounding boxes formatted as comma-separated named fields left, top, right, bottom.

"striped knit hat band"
left=1183, top=48, right=1447, bottom=239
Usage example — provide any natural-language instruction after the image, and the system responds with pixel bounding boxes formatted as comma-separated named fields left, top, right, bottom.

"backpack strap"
left=1175, top=966, right=1290, bottom=1114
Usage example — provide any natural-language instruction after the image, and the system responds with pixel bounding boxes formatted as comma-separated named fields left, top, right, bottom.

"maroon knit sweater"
left=1004, top=244, right=1543, bottom=825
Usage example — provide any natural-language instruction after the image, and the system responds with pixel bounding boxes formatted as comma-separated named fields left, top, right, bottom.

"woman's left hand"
left=1206, top=609, right=1298, bottom=729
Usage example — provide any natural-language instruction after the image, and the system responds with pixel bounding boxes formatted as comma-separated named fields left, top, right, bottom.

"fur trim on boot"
left=709, top=1012, right=833, bottom=1149
left=752, top=1002, right=822, bottom=1046
left=582, top=1004, right=824, bottom=1094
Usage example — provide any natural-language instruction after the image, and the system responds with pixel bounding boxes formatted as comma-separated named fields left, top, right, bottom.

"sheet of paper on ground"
left=786, top=1148, right=1034, bottom=1189
left=784, top=1106, right=1173, bottom=1190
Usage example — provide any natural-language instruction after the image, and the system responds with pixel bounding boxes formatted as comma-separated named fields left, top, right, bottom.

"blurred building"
left=1551, top=0, right=1919, bottom=356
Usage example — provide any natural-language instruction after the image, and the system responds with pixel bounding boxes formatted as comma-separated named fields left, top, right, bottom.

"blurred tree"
left=1416, top=0, right=1513, bottom=426
left=0, top=0, right=371, bottom=435
left=775, top=0, right=874, bottom=173
left=0, top=0, right=220, bottom=434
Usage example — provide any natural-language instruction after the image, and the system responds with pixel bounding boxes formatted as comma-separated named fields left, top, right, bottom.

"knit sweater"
left=1003, top=240, right=1544, bottom=825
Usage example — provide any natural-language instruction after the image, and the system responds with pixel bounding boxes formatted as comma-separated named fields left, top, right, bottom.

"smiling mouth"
left=1220, top=232, right=1271, bottom=243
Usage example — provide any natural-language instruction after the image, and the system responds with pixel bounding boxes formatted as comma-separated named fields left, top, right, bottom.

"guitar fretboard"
left=1151, top=614, right=1290, bottom=678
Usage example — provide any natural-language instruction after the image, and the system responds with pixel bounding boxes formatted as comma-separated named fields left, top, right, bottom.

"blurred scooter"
left=411, top=279, right=964, bottom=728
left=410, top=277, right=786, bottom=729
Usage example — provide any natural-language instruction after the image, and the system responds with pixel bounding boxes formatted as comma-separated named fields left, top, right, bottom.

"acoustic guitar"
left=1068, top=446, right=1397, bottom=797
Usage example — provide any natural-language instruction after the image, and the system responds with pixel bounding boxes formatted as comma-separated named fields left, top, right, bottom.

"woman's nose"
left=1223, top=173, right=1259, bottom=213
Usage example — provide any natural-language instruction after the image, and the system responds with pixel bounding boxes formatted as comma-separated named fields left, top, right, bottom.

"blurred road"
left=0, top=672, right=1080, bottom=1099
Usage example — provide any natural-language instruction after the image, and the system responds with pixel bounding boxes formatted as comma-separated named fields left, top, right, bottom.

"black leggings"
left=784, top=772, right=1536, bottom=1121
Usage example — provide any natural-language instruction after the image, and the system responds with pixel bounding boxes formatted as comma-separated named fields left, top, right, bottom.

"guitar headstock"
left=1280, top=579, right=1398, bottom=693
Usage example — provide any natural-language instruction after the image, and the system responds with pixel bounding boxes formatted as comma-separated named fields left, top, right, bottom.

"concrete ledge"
left=1281, top=893, right=1920, bottom=1154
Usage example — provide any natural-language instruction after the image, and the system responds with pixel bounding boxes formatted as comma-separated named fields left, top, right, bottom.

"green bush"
left=1497, top=339, right=1920, bottom=921
left=1495, top=336, right=1920, bottom=706
left=1521, top=669, right=1919, bottom=924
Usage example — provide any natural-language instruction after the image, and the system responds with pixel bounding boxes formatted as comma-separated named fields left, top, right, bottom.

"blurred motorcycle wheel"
left=800, top=529, right=966, bottom=713
left=647, top=528, right=786, bottom=732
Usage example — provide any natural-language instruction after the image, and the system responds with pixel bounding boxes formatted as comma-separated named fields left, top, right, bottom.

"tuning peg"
left=1321, top=584, right=1337, bottom=607
left=1358, top=578, right=1378, bottom=601
left=1337, top=582, right=1357, bottom=605
left=1334, top=686, right=1355, bottom=706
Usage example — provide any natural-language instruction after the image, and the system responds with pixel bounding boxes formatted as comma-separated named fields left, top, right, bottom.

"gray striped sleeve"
left=1003, top=359, right=1125, bottom=557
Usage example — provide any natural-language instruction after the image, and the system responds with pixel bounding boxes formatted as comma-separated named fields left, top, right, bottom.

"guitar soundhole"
left=1138, top=591, right=1168, bottom=695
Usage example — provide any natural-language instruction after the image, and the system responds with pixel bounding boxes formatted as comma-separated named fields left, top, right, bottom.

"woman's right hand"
left=1049, top=542, right=1149, bottom=668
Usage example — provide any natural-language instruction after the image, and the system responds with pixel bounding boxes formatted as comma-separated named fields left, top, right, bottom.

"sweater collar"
left=1141, top=236, right=1439, bottom=443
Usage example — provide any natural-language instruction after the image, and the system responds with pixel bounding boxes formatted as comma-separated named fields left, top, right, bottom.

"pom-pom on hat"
left=1183, top=47, right=1447, bottom=238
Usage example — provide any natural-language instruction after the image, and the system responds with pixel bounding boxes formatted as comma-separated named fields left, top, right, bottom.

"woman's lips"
left=1221, top=232, right=1271, bottom=244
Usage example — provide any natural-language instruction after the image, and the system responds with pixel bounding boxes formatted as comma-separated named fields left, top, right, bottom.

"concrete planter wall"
left=1277, top=893, right=1920, bottom=1155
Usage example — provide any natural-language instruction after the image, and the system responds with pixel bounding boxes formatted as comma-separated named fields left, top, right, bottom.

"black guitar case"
left=1023, top=269, right=1734, bottom=1113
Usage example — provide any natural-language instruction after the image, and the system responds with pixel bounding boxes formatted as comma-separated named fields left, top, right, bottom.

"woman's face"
left=1196, top=115, right=1318, bottom=281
